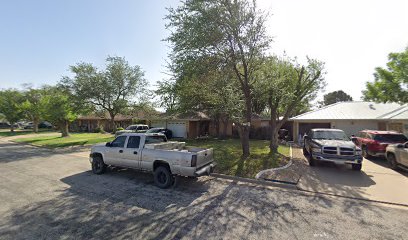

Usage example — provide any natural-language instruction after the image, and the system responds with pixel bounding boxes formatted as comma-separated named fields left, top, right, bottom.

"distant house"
left=150, top=112, right=218, bottom=138
left=70, top=113, right=133, bottom=132
left=290, top=101, right=408, bottom=141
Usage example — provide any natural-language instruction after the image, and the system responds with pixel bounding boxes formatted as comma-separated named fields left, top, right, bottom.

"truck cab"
left=89, top=133, right=215, bottom=188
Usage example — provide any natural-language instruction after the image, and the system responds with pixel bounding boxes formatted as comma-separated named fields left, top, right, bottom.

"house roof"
left=291, top=101, right=407, bottom=121
left=77, top=113, right=133, bottom=121
left=156, top=111, right=211, bottom=121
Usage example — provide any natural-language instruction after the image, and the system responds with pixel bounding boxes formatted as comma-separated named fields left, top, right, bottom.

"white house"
left=291, top=101, right=408, bottom=141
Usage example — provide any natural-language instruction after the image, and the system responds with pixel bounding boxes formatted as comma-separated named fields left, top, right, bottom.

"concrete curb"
left=211, top=173, right=298, bottom=190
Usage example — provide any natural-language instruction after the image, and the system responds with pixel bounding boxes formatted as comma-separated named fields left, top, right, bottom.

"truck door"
left=400, top=142, right=408, bottom=166
left=121, top=136, right=142, bottom=168
left=104, top=135, right=127, bottom=165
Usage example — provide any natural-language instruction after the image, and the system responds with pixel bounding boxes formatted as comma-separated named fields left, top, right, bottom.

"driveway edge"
left=211, top=173, right=298, bottom=190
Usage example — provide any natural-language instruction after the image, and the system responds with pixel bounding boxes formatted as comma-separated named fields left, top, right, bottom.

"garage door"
left=167, top=122, right=187, bottom=138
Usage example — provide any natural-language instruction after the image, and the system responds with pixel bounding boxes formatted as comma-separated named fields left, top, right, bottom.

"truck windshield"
left=313, top=131, right=349, bottom=141
left=145, top=135, right=167, bottom=144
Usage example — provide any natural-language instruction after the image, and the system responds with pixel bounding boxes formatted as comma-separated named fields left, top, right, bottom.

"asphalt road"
left=0, top=141, right=408, bottom=240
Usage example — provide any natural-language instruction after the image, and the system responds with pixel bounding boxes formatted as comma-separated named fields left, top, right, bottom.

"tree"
left=321, top=90, right=353, bottom=106
left=40, top=86, right=79, bottom=137
left=21, top=88, right=45, bottom=133
left=362, top=47, right=408, bottom=103
left=256, top=56, right=326, bottom=152
left=166, top=0, right=271, bottom=157
left=155, top=80, right=179, bottom=114
left=62, top=56, right=147, bottom=132
left=0, top=89, right=24, bottom=132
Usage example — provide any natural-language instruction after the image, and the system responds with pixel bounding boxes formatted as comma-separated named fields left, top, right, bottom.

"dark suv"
left=352, top=130, right=408, bottom=158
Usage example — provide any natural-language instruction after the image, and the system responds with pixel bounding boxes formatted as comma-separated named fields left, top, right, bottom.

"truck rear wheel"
left=92, top=156, right=106, bottom=174
left=154, top=166, right=174, bottom=189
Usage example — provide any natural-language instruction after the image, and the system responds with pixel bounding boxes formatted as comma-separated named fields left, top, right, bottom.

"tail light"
left=191, top=155, right=197, bottom=167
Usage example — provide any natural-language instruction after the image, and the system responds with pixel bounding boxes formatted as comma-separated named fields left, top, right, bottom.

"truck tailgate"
left=196, top=148, right=214, bottom=168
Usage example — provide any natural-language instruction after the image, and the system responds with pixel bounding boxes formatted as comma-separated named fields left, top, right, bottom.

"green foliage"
left=166, top=0, right=272, bottom=156
left=62, top=56, right=148, bottom=131
left=95, top=125, right=106, bottom=133
left=21, top=88, right=46, bottom=132
left=321, top=90, right=353, bottom=106
left=40, top=86, right=80, bottom=137
left=363, top=47, right=408, bottom=103
left=116, top=127, right=124, bottom=131
left=255, top=55, right=326, bottom=150
left=0, top=89, right=24, bottom=130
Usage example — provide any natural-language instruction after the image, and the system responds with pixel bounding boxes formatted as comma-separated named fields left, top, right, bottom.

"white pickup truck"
left=89, top=133, right=215, bottom=188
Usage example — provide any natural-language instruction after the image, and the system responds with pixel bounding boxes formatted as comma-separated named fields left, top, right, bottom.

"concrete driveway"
left=296, top=149, right=408, bottom=206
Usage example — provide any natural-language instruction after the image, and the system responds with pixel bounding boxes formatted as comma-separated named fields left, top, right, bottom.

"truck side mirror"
left=396, top=144, right=404, bottom=149
left=351, top=137, right=357, bottom=143
left=105, top=142, right=112, bottom=147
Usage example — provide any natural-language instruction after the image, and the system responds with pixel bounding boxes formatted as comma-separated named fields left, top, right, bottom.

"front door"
left=121, top=136, right=142, bottom=168
left=104, top=135, right=127, bottom=165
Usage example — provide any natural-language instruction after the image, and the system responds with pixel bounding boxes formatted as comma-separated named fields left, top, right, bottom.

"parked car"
left=115, top=124, right=149, bottom=137
left=146, top=127, right=173, bottom=139
left=352, top=130, right=408, bottom=158
left=23, top=122, right=34, bottom=129
left=89, top=133, right=215, bottom=188
left=385, top=142, right=408, bottom=170
left=303, top=128, right=363, bottom=171
left=39, top=121, right=53, bottom=129
left=0, top=122, right=11, bottom=129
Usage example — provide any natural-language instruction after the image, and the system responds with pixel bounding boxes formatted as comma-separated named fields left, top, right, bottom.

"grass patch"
left=183, top=138, right=290, bottom=178
left=14, top=133, right=114, bottom=148
left=0, top=129, right=54, bottom=137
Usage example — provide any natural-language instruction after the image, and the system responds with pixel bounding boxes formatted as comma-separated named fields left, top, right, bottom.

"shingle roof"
left=291, top=101, right=407, bottom=120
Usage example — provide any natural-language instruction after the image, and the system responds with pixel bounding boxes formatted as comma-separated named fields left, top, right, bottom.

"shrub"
left=94, top=125, right=106, bottom=133
left=116, top=127, right=124, bottom=131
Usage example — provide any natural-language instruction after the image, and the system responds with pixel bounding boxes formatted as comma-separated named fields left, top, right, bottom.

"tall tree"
left=256, top=56, right=326, bottom=152
left=362, top=46, right=408, bottom=103
left=40, top=86, right=79, bottom=137
left=21, top=88, right=45, bottom=133
left=321, top=90, right=353, bottom=106
left=166, top=0, right=271, bottom=157
left=62, top=56, right=147, bottom=132
left=0, top=89, right=24, bottom=132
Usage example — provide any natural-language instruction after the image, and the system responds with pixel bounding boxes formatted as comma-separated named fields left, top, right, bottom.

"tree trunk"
left=240, top=86, right=252, bottom=158
left=10, top=124, right=14, bottom=133
left=109, top=112, right=116, bottom=133
left=215, top=118, right=220, bottom=138
left=221, top=118, right=228, bottom=139
left=33, top=118, right=39, bottom=133
left=239, top=124, right=250, bottom=158
left=60, top=121, right=69, bottom=137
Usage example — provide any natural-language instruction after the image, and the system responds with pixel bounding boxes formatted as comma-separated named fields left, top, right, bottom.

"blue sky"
left=0, top=0, right=179, bottom=90
left=1, top=0, right=408, bottom=101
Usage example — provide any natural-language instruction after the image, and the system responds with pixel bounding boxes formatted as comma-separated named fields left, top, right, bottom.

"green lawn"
left=0, top=129, right=54, bottom=137
left=183, top=139, right=290, bottom=178
left=14, top=133, right=114, bottom=148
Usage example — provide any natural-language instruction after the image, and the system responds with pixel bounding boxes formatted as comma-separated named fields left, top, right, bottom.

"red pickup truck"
left=352, top=130, right=408, bottom=158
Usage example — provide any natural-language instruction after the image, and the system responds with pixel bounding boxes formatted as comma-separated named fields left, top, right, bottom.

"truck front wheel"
left=154, top=166, right=174, bottom=189
left=352, top=164, right=362, bottom=171
left=92, top=156, right=106, bottom=174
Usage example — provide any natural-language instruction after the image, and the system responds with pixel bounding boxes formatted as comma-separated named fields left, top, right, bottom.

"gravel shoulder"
left=0, top=141, right=407, bottom=240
